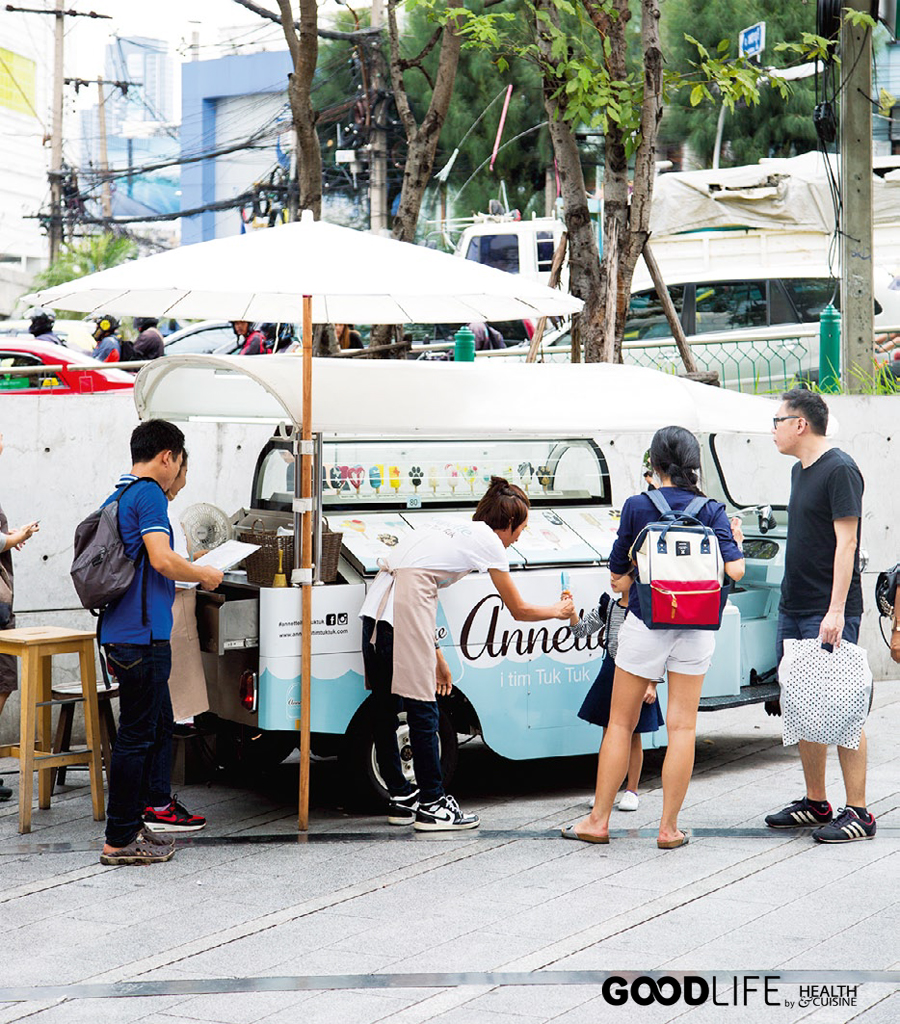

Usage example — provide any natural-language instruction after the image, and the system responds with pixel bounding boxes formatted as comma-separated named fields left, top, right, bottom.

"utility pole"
left=49, top=0, right=65, bottom=262
left=368, top=0, right=389, bottom=233
left=96, top=77, right=113, bottom=221
left=8, top=1, right=113, bottom=260
left=840, top=1, right=875, bottom=393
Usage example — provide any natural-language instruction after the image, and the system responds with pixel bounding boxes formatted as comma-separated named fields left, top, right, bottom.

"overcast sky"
left=64, top=0, right=296, bottom=116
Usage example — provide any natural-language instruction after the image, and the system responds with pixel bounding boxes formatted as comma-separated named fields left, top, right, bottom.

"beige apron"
left=370, top=563, right=471, bottom=701
left=168, top=588, right=209, bottom=720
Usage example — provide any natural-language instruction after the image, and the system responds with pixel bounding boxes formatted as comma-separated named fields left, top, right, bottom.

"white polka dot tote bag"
left=780, top=638, right=872, bottom=749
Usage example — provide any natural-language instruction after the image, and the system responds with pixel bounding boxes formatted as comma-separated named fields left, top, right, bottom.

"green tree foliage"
left=29, top=233, right=137, bottom=291
left=398, top=3, right=552, bottom=230
left=661, top=0, right=818, bottom=167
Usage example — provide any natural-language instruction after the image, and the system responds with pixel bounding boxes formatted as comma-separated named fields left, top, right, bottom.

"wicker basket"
left=319, top=524, right=343, bottom=583
left=238, top=521, right=294, bottom=587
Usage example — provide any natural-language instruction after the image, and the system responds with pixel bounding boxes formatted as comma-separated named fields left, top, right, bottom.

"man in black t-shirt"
left=764, top=389, right=875, bottom=843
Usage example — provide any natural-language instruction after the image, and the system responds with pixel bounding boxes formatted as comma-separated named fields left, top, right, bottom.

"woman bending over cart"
left=359, top=477, right=575, bottom=831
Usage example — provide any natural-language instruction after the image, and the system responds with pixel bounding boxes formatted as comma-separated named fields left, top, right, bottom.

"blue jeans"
left=104, top=642, right=173, bottom=847
left=776, top=612, right=861, bottom=673
left=361, top=617, right=443, bottom=805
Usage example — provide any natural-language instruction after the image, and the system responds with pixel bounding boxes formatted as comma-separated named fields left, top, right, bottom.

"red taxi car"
left=0, top=337, right=133, bottom=395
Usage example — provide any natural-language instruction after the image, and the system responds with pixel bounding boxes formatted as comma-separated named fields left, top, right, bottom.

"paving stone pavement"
left=1, top=686, right=898, bottom=1023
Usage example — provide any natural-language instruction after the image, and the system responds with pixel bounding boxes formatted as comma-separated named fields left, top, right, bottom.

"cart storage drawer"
left=197, top=594, right=259, bottom=654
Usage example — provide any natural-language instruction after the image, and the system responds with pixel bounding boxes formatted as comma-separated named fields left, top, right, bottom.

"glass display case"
left=252, top=435, right=616, bottom=576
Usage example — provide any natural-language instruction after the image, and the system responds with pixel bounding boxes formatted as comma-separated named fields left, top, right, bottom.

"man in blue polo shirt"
left=100, top=420, right=224, bottom=866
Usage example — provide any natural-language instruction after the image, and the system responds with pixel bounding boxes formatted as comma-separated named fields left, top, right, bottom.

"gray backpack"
left=71, top=478, right=155, bottom=614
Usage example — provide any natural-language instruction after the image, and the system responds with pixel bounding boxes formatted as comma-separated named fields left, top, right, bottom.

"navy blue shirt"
left=98, top=474, right=175, bottom=644
left=608, top=487, right=743, bottom=618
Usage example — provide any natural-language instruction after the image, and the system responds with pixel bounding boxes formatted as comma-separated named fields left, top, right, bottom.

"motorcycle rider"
left=90, top=313, right=122, bottom=363
left=26, top=307, right=63, bottom=347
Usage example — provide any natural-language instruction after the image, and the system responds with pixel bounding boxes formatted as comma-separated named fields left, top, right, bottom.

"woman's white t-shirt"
left=359, top=520, right=509, bottom=626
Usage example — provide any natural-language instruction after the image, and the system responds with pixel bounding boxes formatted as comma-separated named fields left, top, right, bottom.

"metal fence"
left=472, top=323, right=900, bottom=394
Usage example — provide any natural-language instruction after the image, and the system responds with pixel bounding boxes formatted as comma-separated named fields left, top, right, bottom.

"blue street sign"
left=739, top=21, right=766, bottom=60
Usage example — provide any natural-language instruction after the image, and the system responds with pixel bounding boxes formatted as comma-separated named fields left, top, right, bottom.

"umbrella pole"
left=299, top=294, right=313, bottom=831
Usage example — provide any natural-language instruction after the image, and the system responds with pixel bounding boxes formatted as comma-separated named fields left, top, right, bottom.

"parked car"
left=500, top=269, right=900, bottom=392
left=163, top=321, right=302, bottom=356
left=163, top=320, right=240, bottom=355
left=0, top=338, right=134, bottom=394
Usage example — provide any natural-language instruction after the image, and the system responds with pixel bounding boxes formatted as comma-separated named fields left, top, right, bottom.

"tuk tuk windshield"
left=710, top=433, right=791, bottom=509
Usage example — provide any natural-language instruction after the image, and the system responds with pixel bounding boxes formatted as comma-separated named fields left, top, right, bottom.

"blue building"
left=180, top=51, right=294, bottom=245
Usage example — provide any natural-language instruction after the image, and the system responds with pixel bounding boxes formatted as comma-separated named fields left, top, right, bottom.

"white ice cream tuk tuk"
left=134, top=355, right=783, bottom=800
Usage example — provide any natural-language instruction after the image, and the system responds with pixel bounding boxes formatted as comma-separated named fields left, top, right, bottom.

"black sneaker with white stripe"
left=812, top=807, right=876, bottom=843
left=386, top=788, right=419, bottom=826
left=414, top=794, right=480, bottom=831
left=765, top=797, right=833, bottom=829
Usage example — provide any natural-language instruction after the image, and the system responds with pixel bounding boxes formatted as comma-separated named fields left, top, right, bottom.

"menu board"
left=555, top=506, right=622, bottom=561
left=509, top=508, right=602, bottom=566
left=325, top=513, right=414, bottom=575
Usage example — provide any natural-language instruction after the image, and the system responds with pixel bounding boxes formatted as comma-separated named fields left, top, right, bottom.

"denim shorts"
left=776, top=612, right=861, bottom=678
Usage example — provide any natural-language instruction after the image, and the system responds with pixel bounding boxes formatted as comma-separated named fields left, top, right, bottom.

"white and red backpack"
left=629, top=490, right=729, bottom=631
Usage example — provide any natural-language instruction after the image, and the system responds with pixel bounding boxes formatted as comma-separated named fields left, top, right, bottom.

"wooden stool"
left=0, top=627, right=105, bottom=833
left=51, top=679, right=119, bottom=791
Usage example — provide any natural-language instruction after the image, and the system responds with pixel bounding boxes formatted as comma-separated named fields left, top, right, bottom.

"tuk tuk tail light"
left=239, top=670, right=258, bottom=713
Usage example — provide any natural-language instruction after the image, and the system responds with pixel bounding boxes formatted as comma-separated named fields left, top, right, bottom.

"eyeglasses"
left=772, top=415, right=801, bottom=428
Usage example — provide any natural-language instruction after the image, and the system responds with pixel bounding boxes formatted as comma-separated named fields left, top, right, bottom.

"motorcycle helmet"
left=26, top=306, right=56, bottom=337
left=90, top=313, right=120, bottom=341
left=134, top=316, right=159, bottom=332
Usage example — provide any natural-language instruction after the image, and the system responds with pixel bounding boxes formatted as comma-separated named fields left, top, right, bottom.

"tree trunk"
left=369, top=0, right=463, bottom=355
left=388, top=0, right=462, bottom=243
left=277, top=0, right=323, bottom=218
left=617, top=0, right=663, bottom=350
left=536, top=0, right=604, bottom=360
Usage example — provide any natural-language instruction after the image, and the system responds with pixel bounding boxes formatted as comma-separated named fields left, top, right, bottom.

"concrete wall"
left=0, top=390, right=272, bottom=743
left=1, top=390, right=897, bottom=744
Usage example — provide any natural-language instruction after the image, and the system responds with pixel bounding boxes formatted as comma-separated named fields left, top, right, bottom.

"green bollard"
left=454, top=325, right=476, bottom=362
left=818, top=303, right=840, bottom=393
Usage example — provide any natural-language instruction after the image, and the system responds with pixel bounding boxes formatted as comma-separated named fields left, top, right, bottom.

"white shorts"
left=615, top=612, right=717, bottom=679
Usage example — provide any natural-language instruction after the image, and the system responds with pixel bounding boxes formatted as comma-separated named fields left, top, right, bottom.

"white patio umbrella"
left=27, top=214, right=583, bottom=832
left=26, top=211, right=584, bottom=323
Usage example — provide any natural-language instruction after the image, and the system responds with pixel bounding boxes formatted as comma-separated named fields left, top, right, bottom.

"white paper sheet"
left=175, top=540, right=261, bottom=588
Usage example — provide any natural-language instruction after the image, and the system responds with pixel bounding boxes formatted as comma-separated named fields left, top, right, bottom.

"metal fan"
left=180, top=503, right=233, bottom=556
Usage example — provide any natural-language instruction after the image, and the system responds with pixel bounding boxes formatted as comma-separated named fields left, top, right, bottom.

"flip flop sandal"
left=100, top=834, right=175, bottom=865
left=561, top=824, right=610, bottom=844
left=657, top=830, right=690, bottom=850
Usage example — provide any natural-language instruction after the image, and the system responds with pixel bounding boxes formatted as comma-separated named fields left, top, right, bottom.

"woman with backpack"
left=562, top=426, right=745, bottom=849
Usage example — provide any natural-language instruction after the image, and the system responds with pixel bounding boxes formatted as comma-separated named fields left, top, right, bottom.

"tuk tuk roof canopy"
left=134, top=355, right=781, bottom=437
left=25, top=213, right=584, bottom=323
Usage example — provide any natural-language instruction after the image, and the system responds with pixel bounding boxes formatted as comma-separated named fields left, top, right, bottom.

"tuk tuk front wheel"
left=342, top=704, right=459, bottom=809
